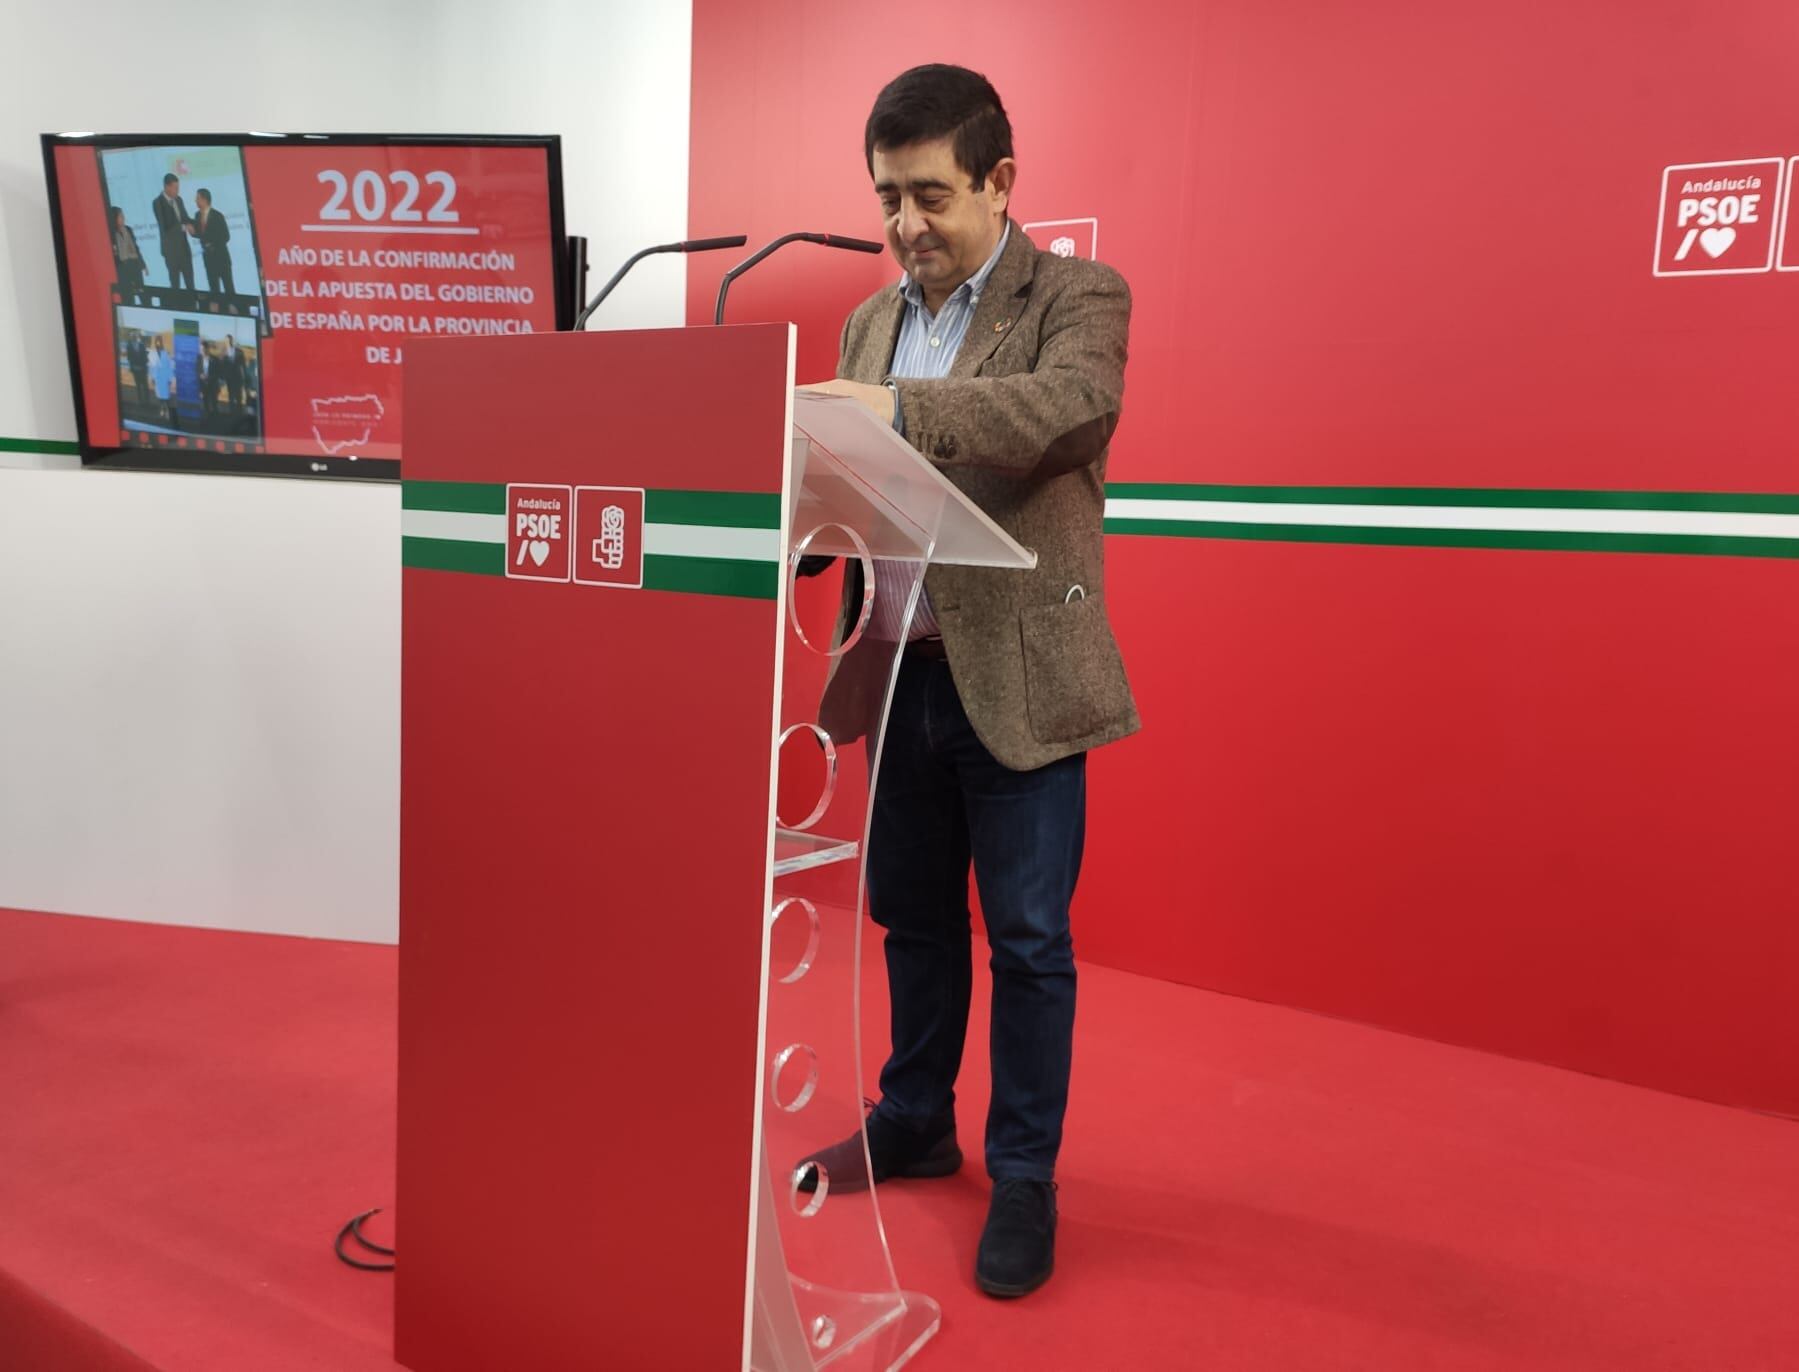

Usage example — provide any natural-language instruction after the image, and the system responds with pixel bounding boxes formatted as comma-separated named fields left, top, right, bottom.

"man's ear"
left=986, top=158, right=1017, bottom=214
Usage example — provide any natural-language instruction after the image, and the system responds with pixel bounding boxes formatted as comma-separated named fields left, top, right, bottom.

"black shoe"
left=976, top=1179, right=1057, bottom=1298
left=794, top=1110, right=962, bottom=1195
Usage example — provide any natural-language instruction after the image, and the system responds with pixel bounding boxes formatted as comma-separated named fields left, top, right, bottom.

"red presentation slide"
left=46, top=135, right=565, bottom=478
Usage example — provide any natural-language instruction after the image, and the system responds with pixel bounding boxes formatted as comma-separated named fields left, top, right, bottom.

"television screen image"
left=115, top=305, right=262, bottom=453
left=45, top=133, right=568, bottom=480
left=101, top=144, right=265, bottom=301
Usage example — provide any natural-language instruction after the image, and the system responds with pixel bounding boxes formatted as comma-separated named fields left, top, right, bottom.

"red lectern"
left=396, top=324, right=1033, bottom=1370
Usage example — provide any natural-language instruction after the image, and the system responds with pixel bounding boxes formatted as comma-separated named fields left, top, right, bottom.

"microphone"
left=713, top=233, right=885, bottom=326
left=575, top=236, right=748, bottom=330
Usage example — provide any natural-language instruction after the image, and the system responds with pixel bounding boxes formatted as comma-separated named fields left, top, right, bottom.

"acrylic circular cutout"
left=768, top=897, right=821, bottom=985
left=788, top=522, right=876, bottom=657
left=810, top=1315, right=838, bottom=1350
left=775, top=723, right=837, bottom=832
left=790, top=1161, right=829, bottom=1218
left=771, top=1042, right=819, bottom=1113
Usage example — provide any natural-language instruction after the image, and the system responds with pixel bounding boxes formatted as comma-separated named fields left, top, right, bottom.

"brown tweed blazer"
left=827, top=221, right=1140, bottom=772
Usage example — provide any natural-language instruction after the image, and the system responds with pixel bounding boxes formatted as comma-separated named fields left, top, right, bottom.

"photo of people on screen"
left=152, top=173, right=196, bottom=291
left=193, top=189, right=234, bottom=295
left=111, top=206, right=147, bottom=290
left=116, top=306, right=261, bottom=443
left=148, top=335, right=177, bottom=428
left=102, top=147, right=263, bottom=301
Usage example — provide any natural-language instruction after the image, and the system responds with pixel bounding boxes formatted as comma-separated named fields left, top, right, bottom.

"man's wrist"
left=884, top=379, right=904, bottom=435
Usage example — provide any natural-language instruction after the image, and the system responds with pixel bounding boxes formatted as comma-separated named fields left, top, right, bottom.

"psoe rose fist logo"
left=505, top=484, right=573, bottom=582
left=1653, top=158, right=1785, bottom=277
left=574, top=486, right=645, bottom=589
left=1022, top=218, right=1099, bottom=261
left=597, top=507, right=626, bottom=569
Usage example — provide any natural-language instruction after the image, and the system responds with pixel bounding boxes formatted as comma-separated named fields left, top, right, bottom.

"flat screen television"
left=43, top=132, right=569, bottom=480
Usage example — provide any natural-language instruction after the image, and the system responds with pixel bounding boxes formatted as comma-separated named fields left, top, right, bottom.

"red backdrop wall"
left=688, top=0, right=1799, bottom=1115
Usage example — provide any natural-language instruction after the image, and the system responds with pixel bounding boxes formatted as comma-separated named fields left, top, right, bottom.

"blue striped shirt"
left=869, top=226, right=1011, bottom=642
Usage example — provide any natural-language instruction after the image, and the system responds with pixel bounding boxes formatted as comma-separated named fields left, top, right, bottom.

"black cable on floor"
left=350, top=1210, right=394, bottom=1256
left=334, top=1207, right=395, bottom=1272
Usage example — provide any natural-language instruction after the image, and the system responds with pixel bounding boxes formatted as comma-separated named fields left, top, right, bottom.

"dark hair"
left=110, top=205, right=124, bottom=225
left=196, top=188, right=212, bottom=203
left=163, top=173, right=179, bottom=186
left=865, top=64, right=1012, bottom=190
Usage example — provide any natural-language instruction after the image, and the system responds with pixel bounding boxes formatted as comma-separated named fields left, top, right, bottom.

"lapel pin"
left=994, top=319, right=1011, bottom=332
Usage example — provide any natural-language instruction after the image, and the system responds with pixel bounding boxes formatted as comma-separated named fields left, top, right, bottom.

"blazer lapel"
left=949, top=221, right=1037, bottom=379
left=850, top=288, right=905, bottom=384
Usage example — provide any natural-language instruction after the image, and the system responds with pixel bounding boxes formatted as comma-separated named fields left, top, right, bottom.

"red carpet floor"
left=2, top=906, right=1795, bottom=1371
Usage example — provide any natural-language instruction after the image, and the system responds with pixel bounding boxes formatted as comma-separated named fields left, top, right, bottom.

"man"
left=200, top=344, right=219, bottom=419
left=218, top=335, right=245, bottom=412
left=152, top=174, right=195, bottom=291
left=194, top=188, right=234, bottom=296
left=127, top=332, right=150, bottom=407
left=797, top=64, right=1138, bottom=1299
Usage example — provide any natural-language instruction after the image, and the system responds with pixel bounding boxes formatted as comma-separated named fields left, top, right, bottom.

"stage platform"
left=2, top=906, right=1794, bottom=1370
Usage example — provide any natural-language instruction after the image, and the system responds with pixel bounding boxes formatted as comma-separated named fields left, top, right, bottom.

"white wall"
left=0, top=0, right=692, bottom=941
left=0, top=470, right=403, bottom=941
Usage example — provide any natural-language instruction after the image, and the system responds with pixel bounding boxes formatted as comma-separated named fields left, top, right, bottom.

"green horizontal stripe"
left=402, top=480, right=504, bottom=514
left=645, top=489, right=782, bottom=529
left=8, top=439, right=1797, bottom=524
left=402, top=541, right=776, bottom=596
left=1103, top=518, right=1799, bottom=560
left=402, top=535, right=505, bottom=575
left=0, top=436, right=80, bottom=455
left=1105, top=483, right=1799, bottom=515
left=643, top=554, right=778, bottom=600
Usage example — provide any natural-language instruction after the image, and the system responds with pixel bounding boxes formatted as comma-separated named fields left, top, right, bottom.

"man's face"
left=164, top=180, right=178, bottom=199
left=871, top=137, right=1013, bottom=307
left=197, top=194, right=210, bottom=213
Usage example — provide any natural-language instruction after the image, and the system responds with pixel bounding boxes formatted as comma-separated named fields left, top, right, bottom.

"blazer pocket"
left=1018, top=595, right=1128, bottom=744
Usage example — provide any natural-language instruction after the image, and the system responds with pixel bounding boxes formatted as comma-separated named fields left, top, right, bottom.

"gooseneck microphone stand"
left=713, top=233, right=884, bottom=325
left=574, top=236, right=748, bottom=330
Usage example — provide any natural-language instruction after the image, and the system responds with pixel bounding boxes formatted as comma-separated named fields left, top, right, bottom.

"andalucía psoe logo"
left=1653, top=158, right=1785, bottom=277
left=505, top=484, right=573, bottom=582
left=574, top=486, right=645, bottom=589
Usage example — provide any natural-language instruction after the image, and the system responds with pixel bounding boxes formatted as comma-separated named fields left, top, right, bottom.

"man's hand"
left=797, top=378, right=895, bottom=424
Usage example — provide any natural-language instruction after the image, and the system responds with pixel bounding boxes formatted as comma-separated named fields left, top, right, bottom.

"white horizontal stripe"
left=643, top=523, right=780, bottom=562
left=300, top=224, right=480, bottom=235
left=400, top=513, right=781, bottom=561
left=1104, top=499, right=1799, bottom=541
left=402, top=509, right=504, bottom=542
left=409, top=502, right=1799, bottom=549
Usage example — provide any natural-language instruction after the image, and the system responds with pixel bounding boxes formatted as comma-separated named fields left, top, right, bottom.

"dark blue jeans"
left=866, top=654, right=1085, bottom=1183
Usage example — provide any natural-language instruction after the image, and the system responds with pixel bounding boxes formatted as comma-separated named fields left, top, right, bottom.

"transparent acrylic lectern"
left=397, top=325, right=1033, bottom=1372
left=754, top=392, right=1035, bottom=1371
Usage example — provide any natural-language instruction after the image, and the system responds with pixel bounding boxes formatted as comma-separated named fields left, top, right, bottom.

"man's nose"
left=897, top=203, right=930, bottom=244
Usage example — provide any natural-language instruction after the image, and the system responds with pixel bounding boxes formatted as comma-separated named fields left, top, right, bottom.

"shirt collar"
left=898, top=224, right=1011, bottom=310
